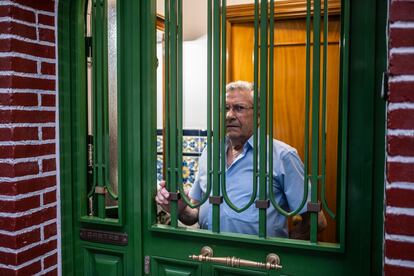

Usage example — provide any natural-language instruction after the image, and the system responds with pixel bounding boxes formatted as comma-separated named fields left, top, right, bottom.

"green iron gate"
left=58, top=0, right=386, bottom=275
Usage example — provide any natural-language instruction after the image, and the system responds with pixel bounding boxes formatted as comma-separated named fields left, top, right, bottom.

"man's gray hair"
left=226, top=80, right=254, bottom=93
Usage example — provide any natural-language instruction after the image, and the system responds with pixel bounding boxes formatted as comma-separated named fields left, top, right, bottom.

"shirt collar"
left=246, top=135, right=254, bottom=148
left=225, top=135, right=254, bottom=151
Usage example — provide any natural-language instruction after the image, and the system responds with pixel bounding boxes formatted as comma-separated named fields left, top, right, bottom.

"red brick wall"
left=386, top=0, right=414, bottom=275
left=1, top=0, right=414, bottom=275
left=0, top=1, right=58, bottom=275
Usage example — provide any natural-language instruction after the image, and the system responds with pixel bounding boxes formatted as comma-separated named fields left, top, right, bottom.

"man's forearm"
left=178, top=206, right=199, bottom=225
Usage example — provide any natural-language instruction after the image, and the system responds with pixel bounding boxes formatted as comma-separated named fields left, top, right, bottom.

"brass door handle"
left=189, top=246, right=282, bottom=270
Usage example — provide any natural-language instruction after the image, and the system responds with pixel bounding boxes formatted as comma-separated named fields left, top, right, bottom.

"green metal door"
left=59, top=0, right=386, bottom=275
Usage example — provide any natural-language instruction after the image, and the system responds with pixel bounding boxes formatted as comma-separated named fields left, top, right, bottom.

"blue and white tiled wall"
left=157, top=129, right=207, bottom=189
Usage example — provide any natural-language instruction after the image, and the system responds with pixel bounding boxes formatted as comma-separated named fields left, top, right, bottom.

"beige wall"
left=156, top=0, right=259, bottom=41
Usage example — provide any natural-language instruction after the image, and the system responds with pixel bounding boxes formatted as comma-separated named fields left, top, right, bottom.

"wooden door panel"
left=228, top=24, right=255, bottom=82
left=228, top=17, right=340, bottom=243
left=84, top=249, right=124, bottom=276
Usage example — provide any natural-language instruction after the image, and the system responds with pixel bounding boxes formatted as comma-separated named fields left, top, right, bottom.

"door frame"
left=58, top=0, right=386, bottom=274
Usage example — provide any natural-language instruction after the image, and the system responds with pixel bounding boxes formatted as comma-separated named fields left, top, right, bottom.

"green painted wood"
left=87, top=252, right=123, bottom=276
left=130, top=0, right=150, bottom=273
left=57, top=0, right=74, bottom=274
left=66, top=0, right=122, bottom=227
left=346, top=0, right=386, bottom=274
left=59, top=0, right=144, bottom=274
left=165, top=269, right=191, bottom=276
left=337, top=0, right=350, bottom=248
left=211, top=265, right=267, bottom=276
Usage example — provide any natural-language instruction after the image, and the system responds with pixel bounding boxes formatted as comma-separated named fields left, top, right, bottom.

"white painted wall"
left=157, top=34, right=208, bottom=130
left=156, top=0, right=207, bottom=41
left=155, top=0, right=258, bottom=129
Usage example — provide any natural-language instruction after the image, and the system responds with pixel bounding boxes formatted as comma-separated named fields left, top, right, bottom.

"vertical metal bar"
left=94, top=0, right=103, bottom=218
left=310, top=0, right=321, bottom=243
left=212, top=0, right=221, bottom=233
left=177, top=0, right=213, bottom=209
left=266, top=0, right=310, bottom=217
left=258, top=0, right=268, bottom=238
left=164, top=0, right=171, bottom=203
left=320, top=0, right=328, bottom=210
left=268, top=0, right=275, bottom=236
left=169, top=0, right=178, bottom=228
left=220, top=0, right=227, bottom=221
left=102, top=0, right=110, bottom=210
left=253, top=0, right=259, bottom=225
left=268, top=0, right=309, bottom=218
left=302, top=0, right=312, bottom=222
left=207, top=0, right=212, bottom=211
left=93, top=0, right=106, bottom=218
left=221, top=1, right=258, bottom=213
left=89, top=0, right=96, bottom=212
left=90, top=0, right=98, bottom=215
left=177, top=0, right=183, bottom=209
left=321, top=0, right=335, bottom=218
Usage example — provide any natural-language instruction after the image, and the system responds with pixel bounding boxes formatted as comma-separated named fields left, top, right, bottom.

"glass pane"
left=107, top=0, right=118, bottom=211
left=155, top=0, right=343, bottom=245
left=156, top=0, right=209, bottom=228
left=85, top=0, right=119, bottom=220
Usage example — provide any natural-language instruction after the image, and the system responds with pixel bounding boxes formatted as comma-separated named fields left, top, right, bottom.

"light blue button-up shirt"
left=189, top=136, right=309, bottom=237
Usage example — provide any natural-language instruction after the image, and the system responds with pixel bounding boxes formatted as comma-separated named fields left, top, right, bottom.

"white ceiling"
left=156, top=0, right=255, bottom=41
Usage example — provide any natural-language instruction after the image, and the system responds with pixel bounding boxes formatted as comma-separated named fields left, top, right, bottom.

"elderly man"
left=156, top=80, right=326, bottom=239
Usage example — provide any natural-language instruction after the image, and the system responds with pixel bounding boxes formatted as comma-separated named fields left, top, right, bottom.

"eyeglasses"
left=225, top=104, right=253, bottom=114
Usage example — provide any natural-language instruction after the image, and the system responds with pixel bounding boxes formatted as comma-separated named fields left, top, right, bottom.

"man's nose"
left=226, top=108, right=236, bottom=118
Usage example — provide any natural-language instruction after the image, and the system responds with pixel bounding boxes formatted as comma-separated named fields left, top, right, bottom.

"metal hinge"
left=144, top=256, right=150, bottom=275
left=307, top=201, right=322, bottom=213
left=381, top=71, right=388, bottom=100
left=85, top=36, right=92, bottom=58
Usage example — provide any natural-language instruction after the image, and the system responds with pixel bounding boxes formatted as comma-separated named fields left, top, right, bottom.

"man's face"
left=225, top=89, right=254, bottom=144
